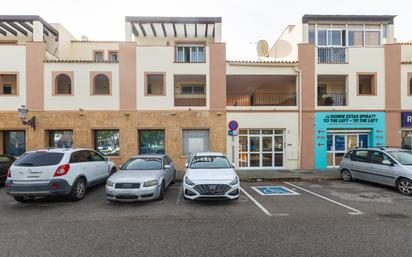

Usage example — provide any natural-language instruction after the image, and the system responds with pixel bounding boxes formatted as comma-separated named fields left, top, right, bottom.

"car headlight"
left=185, top=176, right=195, bottom=186
left=229, top=176, right=239, bottom=186
left=143, top=180, right=158, bottom=187
left=106, top=180, right=114, bottom=187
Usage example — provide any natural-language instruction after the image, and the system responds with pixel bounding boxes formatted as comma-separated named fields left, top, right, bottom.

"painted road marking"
left=240, top=187, right=272, bottom=216
left=284, top=182, right=364, bottom=215
left=252, top=186, right=300, bottom=196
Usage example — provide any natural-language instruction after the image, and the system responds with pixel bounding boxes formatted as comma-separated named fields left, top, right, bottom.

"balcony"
left=317, top=75, right=347, bottom=106
left=318, top=47, right=347, bottom=64
left=174, top=93, right=206, bottom=106
left=227, top=75, right=297, bottom=107
left=318, top=93, right=346, bottom=106
left=227, top=93, right=296, bottom=106
left=174, top=75, right=207, bottom=107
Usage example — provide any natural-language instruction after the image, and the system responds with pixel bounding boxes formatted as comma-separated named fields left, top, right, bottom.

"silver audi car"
left=106, top=155, right=176, bottom=202
left=339, top=147, right=412, bottom=196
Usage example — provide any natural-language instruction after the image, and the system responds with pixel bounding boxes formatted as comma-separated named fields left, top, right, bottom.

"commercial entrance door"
left=238, top=129, right=285, bottom=169
left=327, top=130, right=369, bottom=168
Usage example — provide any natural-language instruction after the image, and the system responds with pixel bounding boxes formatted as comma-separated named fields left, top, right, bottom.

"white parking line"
left=284, top=182, right=364, bottom=215
left=240, top=187, right=272, bottom=217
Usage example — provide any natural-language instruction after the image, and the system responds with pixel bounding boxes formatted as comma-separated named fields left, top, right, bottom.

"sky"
left=2, top=0, right=412, bottom=59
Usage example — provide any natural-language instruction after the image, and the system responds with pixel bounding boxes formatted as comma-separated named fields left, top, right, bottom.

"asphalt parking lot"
left=1, top=180, right=412, bottom=257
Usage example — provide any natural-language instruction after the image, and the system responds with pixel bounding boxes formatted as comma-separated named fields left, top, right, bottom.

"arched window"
left=93, top=74, right=110, bottom=95
left=55, top=74, right=72, bottom=94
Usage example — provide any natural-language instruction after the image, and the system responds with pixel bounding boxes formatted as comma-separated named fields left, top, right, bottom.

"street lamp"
left=17, top=105, right=36, bottom=130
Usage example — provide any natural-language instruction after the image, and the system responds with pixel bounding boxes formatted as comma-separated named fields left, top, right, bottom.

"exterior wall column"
left=119, top=42, right=137, bottom=110
left=209, top=42, right=226, bottom=110
left=298, top=43, right=316, bottom=170
left=32, top=21, right=44, bottom=42
left=385, top=44, right=402, bottom=146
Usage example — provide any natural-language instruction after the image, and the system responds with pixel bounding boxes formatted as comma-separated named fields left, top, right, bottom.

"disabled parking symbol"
left=252, top=186, right=300, bottom=196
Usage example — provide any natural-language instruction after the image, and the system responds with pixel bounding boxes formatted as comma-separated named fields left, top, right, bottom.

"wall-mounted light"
left=17, top=105, right=36, bottom=130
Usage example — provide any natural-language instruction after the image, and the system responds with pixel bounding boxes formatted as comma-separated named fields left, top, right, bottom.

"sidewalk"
left=236, top=169, right=340, bottom=181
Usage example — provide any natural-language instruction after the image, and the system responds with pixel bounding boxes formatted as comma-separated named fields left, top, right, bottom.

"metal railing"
left=318, top=93, right=346, bottom=106
left=174, top=93, right=206, bottom=106
left=227, top=93, right=297, bottom=106
left=318, top=47, right=347, bottom=64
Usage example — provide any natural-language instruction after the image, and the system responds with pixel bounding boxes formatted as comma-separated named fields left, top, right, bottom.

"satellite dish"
left=256, top=40, right=269, bottom=57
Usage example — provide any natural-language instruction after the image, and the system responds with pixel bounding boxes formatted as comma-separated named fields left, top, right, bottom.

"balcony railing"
left=318, top=47, right=347, bottom=64
left=227, top=93, right=297, bottom=106
left=318, top=93, right=346, bottom=106
left=174, top=93, right=206, bottom=106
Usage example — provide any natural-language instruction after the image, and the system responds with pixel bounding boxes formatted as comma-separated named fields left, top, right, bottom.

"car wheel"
left=397, top=178, right=412, bottom=196
left=13, top=196, right=34, bottom=203
left=157, top=181, right=165, bottom=201
left=171, top=170, right=177, bottom=185
left=341, top=169, right=352, bottom=182
left=69, top=178, right=87, bottom=201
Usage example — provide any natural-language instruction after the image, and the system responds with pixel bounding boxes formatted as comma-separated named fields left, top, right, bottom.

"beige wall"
left=44, top=63, right=120, bottom=110
left=316, top=47, right=386, bottom=110
left=0, top=45, right=26, bottom=110
left=136, top=45, right=210, bottom=110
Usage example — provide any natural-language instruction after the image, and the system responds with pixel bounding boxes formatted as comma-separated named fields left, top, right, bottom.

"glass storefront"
left=49, top=130, right=73, bottom=148
left=94, top=130, right=120, bottom=156
left=327, top=132, right=368, bottom=167
left=139, top=130, right=165, bottom=154
left=4, top=131, right=25, bottom=156
left=238, top=129, right=284, bottom=169
left=401, top=130, right=412, bottom=150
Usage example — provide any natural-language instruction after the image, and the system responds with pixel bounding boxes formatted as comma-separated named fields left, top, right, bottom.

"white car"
left=106, top=155, right=176, bottom=202
left=182, top=152, right=240, bottom=200
left=5, top=148, right=117, bottom=202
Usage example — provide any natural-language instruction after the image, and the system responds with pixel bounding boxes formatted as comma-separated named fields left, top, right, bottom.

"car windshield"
left=14, top=152, right=64, bottom=167
left=121, top=158, right=162, bottom=170
left=189, top=156, right=231, bottom=169
left=388, top=151, right=412, bottom=165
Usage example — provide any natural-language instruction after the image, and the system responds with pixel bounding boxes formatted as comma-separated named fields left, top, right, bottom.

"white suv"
left=5, top=148, right=118, bottom=202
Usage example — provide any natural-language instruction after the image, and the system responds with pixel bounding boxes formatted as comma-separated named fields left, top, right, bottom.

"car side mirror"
left=164, top=164, right=171, bottom=170
left=185, top=163, right=189, bottom=168
left=382, top=160, right=393, bottom=166
left=232, top=163, right=235, bottom=168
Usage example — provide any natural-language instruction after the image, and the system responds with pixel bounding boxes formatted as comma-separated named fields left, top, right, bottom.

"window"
left=180, top=84, right=205, bottom=94
left=139, top=130, right=165, bottom=155
left=54, top=73, right=72, bottom=95
left=3, top=131, right=25, bottom=156
left=370, top=151, right=390, bottom=164
left=90, top=151, right=105, bottom=161
left=94, top=130, right=120, bottom=156
left=182, top=129, right=210, bottom=156
left=0, top=74, right=17, bottom=95
left=351, top=150, right=370, bottom=162
left=317, top=30, right=327, bottom=46
left=145, top=73, right=165, bottom=95
left=358, top=74, right=376, bottom=95
left=308, top=24, right=315, bottom=44
left=14, top=152, right=64, bottom=166
left=49, top=130, right=73, bottom=148
left=109, top=51, right=118, bottom=62
left=92, top=73, right=111, bottom=95
left=176, top=45, right=206, bottom=63
left=348, top=31, right=364, bottom=46
left=365, top=31, right=381, bottom=46
left=94, top=51, right=104, bottom=61
left=70, top=150, right=92, bottom=163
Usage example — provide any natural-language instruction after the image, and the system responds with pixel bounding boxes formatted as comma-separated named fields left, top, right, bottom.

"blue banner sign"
left=401, top=112, right=412, bottom=127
